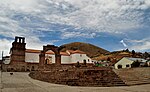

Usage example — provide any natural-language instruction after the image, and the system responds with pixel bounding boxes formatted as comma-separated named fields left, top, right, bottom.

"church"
left=2, top=36, right=92, bottom=71
left=25, top=49, right=92, bottom=64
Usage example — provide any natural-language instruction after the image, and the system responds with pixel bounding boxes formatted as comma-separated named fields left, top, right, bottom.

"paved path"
left=0, top=72, right=150, bottom=92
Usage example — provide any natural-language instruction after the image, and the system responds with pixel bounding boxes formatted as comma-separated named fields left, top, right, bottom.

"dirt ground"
left=0, top=72, right=150, bottom=92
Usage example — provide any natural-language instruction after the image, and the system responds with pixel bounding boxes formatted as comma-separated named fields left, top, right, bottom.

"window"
left=118, top=65, right=122, bottom=69
left=126, top=64, right=130, bottom=67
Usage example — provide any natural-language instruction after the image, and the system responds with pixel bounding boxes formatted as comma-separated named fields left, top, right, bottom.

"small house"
left=114, top=57, right=147, bottom=69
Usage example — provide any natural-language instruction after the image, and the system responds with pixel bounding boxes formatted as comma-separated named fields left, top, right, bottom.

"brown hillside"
left=92, top=50, right=142, bottom=61
left=61, top=42, right=109, bottom=58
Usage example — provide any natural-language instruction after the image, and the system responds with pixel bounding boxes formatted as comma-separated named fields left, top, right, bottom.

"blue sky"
left=0, top=0, right=150, bottom=57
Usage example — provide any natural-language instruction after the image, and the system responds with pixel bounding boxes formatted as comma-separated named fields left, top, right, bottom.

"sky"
left=0, top=0, right=150, bottom=58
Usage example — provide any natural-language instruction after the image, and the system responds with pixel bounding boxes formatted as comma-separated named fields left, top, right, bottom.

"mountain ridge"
left=61, top=42, right=109, bottom=58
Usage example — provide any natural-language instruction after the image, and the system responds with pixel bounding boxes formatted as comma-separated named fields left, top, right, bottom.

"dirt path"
left=0, top=72, right=150, bottom=92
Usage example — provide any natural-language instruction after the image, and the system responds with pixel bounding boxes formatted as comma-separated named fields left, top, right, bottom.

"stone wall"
left=10, top=37, right=26, bottom=65
left=2, top=63, right=38, bottom=72
left=29, top=67, right=126, bottom=87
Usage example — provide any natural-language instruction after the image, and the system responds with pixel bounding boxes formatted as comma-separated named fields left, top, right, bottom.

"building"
left=114, top=57, right=147, bottom=69
left=146, top=60, right=150, bottom=66
left=2, top=56, right=10, bottom=64
left=25, top=49, right=92, bottom=64
left=2, top=36, right=92, bottom=71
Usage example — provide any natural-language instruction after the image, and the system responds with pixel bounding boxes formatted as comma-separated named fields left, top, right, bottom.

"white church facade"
left=2, top=36, right=93, bottom=72
left=25, top=49, right=92, bottom=64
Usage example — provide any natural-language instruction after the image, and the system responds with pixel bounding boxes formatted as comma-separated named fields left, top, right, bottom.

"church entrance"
left=39, top=45, right=65, bottom=68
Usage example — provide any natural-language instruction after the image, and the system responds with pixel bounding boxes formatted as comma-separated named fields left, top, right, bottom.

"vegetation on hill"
left=92, top=49, right=149, bottom=61
left=92, top=49, right=133, bottom=61
left=61, top=42, right=109, bottom=58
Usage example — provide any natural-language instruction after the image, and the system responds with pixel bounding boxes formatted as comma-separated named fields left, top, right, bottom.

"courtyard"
left=0, top=72, right=149, bottom=92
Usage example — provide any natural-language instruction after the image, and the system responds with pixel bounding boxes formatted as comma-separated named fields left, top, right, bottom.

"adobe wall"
left=3, top=36, right=39, bottom=72
left=2, top=63, right=38, bottom=72
left=10, top=37, right=26, bottom=65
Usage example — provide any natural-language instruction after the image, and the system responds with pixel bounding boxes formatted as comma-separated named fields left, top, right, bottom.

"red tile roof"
left=26, top=49, right=86, bottom=56
left=60, top=52, right=70, bottom=56
left=25, top=49, right=41, bottom=53
left=26, top=49, right=69, bottom=56
left=67, top=50, right=86, bottom=54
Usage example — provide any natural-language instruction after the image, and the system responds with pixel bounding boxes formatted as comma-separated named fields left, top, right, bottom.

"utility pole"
left=1, top=51, right=4, bottom=92
left=1, top=51, right=3, bottom=71
left=1, top=51, right=4, bottom=77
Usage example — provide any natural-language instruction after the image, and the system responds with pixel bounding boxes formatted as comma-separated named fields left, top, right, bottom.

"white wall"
left=3, top=58, right=10, bottom=64
left=45, top=54, right=72, bottom=64
left=71, top=54, right=92, bottom=63
left=25, top=53, right=39, bottom=63
left=25, top=52, right=92, bottom=64
left=61, top=56, right=71, bottom=64
left=115, top=57, right=134, bottom=69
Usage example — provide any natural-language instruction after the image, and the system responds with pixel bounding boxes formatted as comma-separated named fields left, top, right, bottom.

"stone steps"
left=124, top=79, right=150, bottom=85
left=113, top=68, right=150, bottom=85
left=30, top=67, right=127, bottom=87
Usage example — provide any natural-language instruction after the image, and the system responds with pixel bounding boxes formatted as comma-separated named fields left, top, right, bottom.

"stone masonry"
left=2, top=36, right=38, bottom=72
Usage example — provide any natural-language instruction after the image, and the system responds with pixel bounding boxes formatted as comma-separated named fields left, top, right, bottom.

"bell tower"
left=10, top=36, right=26, bottom=64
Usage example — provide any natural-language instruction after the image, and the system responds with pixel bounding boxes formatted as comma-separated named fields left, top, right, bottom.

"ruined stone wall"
left=2, top=63, right=38, bottom=72
left=29, top=67, right=126, bottom=87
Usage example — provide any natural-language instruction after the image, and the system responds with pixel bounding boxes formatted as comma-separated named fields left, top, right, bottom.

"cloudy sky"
left=0, top=0, right=150, bottom=57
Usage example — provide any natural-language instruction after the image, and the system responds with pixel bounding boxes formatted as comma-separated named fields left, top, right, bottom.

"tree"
left=143, top=52, right=150, bottom=59
left=131, top=61, right=140, bottom=67
left=132, top=50, right=136, bottom=57
left=132, top=50, right=135, bottom=55
left=125, top=49, right=129, bottom=52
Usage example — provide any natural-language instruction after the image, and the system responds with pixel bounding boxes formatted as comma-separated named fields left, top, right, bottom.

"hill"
left=92, top=49, right=143, bottom=61
left=61, top=42, right=109, bottom=58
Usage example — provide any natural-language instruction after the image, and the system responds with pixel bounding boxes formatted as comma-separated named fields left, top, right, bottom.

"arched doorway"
left=45, top=51, right=53, bottom=64
left=39, top=45, right=65, bottom=67
left=83, top=59, right=86, bottom=65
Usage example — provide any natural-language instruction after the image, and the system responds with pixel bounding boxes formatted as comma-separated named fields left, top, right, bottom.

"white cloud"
left=126, top=38, right=150, bottom=51
left=0, top=0, right=150, bottom=55
left=130, top=42, right=150, bottom=51
left=0, top=37, right=55, bottom=58
left=66, top=0, right=147, bottom=33
left=61, top=31, right=96, bottom=39
left=0, top=0, right=44, bottom=13
left=1, top=0, right=149, bottom=34
left=43, top=0, right=149, bottom=34
left=0, top=39, right=12, bottom=59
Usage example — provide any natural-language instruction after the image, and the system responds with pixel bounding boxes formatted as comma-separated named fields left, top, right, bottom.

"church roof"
left=60, top=52, right=70, bottom=56
left=26, top=49, right=69, bottom=56
left=25, top=49, right=41, bottom=53
left=67, top=50, right=86, bottom=54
